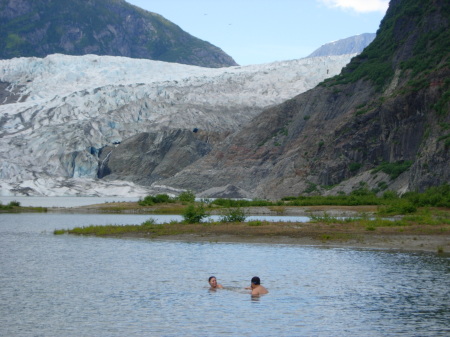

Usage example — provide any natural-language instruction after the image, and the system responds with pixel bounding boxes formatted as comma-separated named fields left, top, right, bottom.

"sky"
left=126, top=0, right=389, bottom=65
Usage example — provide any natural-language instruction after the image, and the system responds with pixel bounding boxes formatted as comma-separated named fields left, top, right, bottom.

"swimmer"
left=208, top=276, right=223, bottom=290
left=247, top=276, right=268, bottom=296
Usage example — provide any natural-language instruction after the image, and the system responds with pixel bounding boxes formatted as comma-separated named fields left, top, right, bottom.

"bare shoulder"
left=252, top=285, right=269, bottom=295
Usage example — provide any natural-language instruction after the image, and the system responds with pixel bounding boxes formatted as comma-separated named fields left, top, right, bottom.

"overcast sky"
left=126, top=0, right=389, bottom=65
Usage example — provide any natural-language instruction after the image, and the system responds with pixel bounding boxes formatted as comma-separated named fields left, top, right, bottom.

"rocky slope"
left=308, top=33, right=376, bottom=57
left=0, top=53, right=353, bottom=196
left=0, top=0, right=236, bottom=67
left=160, top=0, right=450, bottom=199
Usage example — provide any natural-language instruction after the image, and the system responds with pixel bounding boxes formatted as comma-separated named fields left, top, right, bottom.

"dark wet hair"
left=209, top=276, right=216, bottom=282
left=251, top=276, right=260, bottom=285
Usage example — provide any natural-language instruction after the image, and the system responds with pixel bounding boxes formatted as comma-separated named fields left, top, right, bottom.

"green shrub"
left=382, top=190, right=398, bottom=199
left=8, top=200, right=21, bottom=207
left=138, top=195, right=154, bottom=206
left=182, top=204, right=207, bottom=223
left=304, top=183, right=318, bottom=194
left=380, top=200, right=417, bottom=214
left=349, top=162, right=362, bottom=172
left=0, top=203, right=12, bottom=210
left=142, top=218, right=157, bottom=226
left=350, top=186, right=376, bottom=197
left=212, top=198, right=273, bottom=207
left=153, top=194, right=171, bottom=203
left=138, top=194, right=173, bottom=206
left=219, top=207, right=246, bottom=223
left=372, top=161, right=413, bottom=179
left=177, top=190, right=196, bottom=203
left=377, top=181, right=389, bottom=191
left=402, top=184, right=450, bottom=207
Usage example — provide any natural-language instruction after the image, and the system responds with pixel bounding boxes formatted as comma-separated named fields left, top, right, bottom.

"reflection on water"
left=1, top=213, right=449, bottom=337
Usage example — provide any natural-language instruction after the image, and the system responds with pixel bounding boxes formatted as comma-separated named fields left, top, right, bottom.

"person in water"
left=247, top=276, right=268, bottom=295
left=208, top=276, right=223, bottom=289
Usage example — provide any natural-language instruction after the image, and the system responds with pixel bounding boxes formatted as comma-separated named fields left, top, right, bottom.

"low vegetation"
left=283, top=184, right=450, bottom=211
left=0, top=200, right=20, bottom=209
left=0, top=201, right=47, bottom=213
left=53, top=185, right=449, bottom=254
left=53, top=207, right=449, bottom=243
left=219, top=207, right=247, bottom=223
left=371, top=160, right=413, bottom=179
left=138, top=191, right=195, bottom=206
left=49, top=183, right=450, bottom=221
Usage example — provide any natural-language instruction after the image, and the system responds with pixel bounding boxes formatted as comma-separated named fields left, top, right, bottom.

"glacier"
left=0, top=53, right=354, bottom=197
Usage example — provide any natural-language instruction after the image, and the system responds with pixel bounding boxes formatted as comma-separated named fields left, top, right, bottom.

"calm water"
left=1, top=213, right=449, bottom=337
left=0, top=196, right=140, bottom=207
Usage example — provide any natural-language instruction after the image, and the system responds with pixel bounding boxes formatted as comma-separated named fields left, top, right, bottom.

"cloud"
left=318, top=0, right=389, bottom=13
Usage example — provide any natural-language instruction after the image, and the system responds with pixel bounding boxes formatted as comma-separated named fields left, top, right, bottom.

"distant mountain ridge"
left=308, top=33, right=376, bottom=57
left=0, top=0, right=237, bottom=67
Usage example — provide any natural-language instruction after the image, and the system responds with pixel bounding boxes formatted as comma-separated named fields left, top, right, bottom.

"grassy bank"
left=67, top=184, right=450, bottom=215
left=54, top=207, right=450, bottom=237
left=0, top=201, right=47, bottom=213
left=54, top=207, right=450, bottom=253
left=72, top=201, right=187, bottom=214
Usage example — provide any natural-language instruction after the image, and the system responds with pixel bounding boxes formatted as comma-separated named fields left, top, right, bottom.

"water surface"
left=1, top=213, right=449, bottom=336
left=0, top=196, right=139, bottom=207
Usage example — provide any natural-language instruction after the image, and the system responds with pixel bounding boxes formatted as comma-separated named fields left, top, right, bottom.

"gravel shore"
left=150, top=232, right=449, bottom=254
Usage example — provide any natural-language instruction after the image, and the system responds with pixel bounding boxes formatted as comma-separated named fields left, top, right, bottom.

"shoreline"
left=124, top=232, right=450, bottom=254
left=47, top=204, right=381, bottom=216
left=40, top=203, right=450, bottom=254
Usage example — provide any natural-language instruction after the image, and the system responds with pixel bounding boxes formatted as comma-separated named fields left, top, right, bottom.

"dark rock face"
left=0, top=0, right=237, bottom=67
left=0, top=81, right=26, bottom=105
left=198, top=185, right=253, bottom=199
left=160, top=0, right=450, bottom=199
left=98, top=129, right=224, bottom=185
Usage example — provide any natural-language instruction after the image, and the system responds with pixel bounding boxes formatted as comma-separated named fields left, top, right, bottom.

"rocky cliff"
left=160, top=0, right=450, bottom=199
left=0, top=0, right=237, bottom=67
left=308, top=33, right=376, bottom=57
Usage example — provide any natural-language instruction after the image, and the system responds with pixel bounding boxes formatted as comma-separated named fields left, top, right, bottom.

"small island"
left=52, top=187, right=450, bottom=254
left=0, top=200, right=47, bottom=213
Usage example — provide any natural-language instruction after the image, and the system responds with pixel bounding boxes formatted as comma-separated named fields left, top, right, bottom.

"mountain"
left=0, top=54, right=353, bottom=196
left=0, top=0, right=237, bottom=67
left=159, top=0, right=450, bottom=199
left=308, top=33, right=376, bottom=57
left=2, top=0, right=447, bottom=199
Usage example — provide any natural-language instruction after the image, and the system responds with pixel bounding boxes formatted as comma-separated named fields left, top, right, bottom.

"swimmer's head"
left=251, top=276, right=260, bottom=285
left=209, top=276, right=218, bottom=288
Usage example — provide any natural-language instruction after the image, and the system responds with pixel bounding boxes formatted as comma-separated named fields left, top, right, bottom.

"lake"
left=1, top=212, right=449, bottom=336
left=0, top=196, right=141, bottom=207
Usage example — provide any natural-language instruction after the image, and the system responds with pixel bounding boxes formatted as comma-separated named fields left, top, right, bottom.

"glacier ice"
left=0, top=53, right=354, bottom=196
